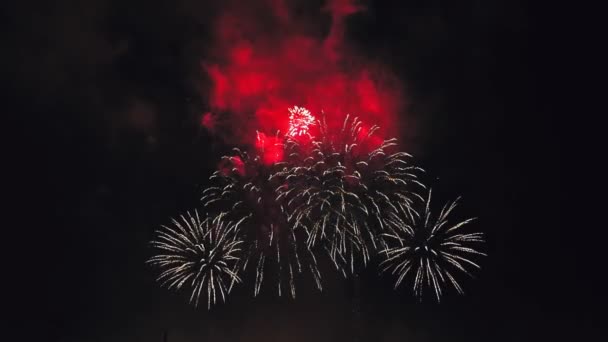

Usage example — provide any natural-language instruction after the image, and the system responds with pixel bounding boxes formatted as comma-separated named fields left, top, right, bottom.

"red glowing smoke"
left=201, top=0, right=403, bottom=163
left=255, top=131, right=284, bottom=164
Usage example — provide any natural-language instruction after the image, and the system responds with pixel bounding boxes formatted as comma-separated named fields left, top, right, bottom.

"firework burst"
left=201, top=145, right=322, bottom=298
left=279, top=114, right=425, bottom=275
left=287, top=106, right=316, bottom=137
left=380, top=189, right=485, bottom=301
left=148, top=211, right=245, bottom=309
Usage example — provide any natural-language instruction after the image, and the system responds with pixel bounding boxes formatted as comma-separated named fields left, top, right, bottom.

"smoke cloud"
left=200, top=0, right=404, bottom=146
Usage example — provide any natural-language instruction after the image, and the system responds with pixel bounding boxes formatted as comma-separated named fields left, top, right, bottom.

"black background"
left=6, top=0, right=583, bottom=341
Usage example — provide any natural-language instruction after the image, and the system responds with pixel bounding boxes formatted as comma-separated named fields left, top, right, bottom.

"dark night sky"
left=6, top=0, right=586, bottom=341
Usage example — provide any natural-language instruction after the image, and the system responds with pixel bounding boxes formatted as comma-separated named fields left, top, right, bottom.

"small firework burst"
left=279, top=114, right=424, bottom=275
left=380, top=189, right=485, bottom=301
left=148, top=211, right=245, bottom=309
left=287, top=106, right=316, bottom=137
left=202, top=146, right=322, bottom=298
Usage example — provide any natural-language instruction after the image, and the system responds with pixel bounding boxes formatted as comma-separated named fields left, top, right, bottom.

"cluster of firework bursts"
left=148, top=106, right=485, bottom=309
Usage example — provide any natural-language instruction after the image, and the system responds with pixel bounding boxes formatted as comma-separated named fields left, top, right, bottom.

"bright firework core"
left=287, top=106, right=316, bottom=137
left=253, top=106, right=315, bottom=165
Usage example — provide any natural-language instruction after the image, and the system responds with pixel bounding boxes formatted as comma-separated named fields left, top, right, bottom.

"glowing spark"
left=287, top=106, right=316, bottom=137
left=380, top=189, right=485, bottom=301
left=148, top=211, right=244, bottom=309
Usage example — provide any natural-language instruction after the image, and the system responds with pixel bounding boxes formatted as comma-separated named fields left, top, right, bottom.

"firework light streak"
left=279, top=114, right=425, bottom=275
left=380, top=189, right=485, bottom=301
left=148, top=211, right=245, bottom=309
left=201, top=147, right=322, bottom=299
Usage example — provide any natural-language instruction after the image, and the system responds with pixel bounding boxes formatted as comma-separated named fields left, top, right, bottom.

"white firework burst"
left=380, top=189, right=485, bottom=301
left=279, top=115, right=425, bottom=275
left=201, top=147, right=322, bottom=299
left=287, top=106, right=316, bottom=137
left=148, top=211, right=245, bottom=309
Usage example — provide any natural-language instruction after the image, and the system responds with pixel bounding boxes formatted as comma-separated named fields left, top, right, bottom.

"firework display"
left=149, top=106, right=485, bottom=308
left=380, top=189, right=485, bottom=301
left=148, top=211, right=245, bottom=309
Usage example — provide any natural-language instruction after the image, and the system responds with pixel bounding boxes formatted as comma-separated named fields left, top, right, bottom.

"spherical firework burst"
left=279, top=114, right=425, bottom=275
left=148, top=211, right=245, bottom=309
left=287, top=106, right=316, bottom=137
left=380, top=189, right=485, bottom=301
left=201, top=144, right=322, bottom=299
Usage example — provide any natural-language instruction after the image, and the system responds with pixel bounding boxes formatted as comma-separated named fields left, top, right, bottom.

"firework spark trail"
left=147, top=211, right=245, bottom=309
left=202, top=145, right=322, bottom=299
left=380, top=189, right=485, bottom=301
left=279, top=113, right=425, bottom=275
